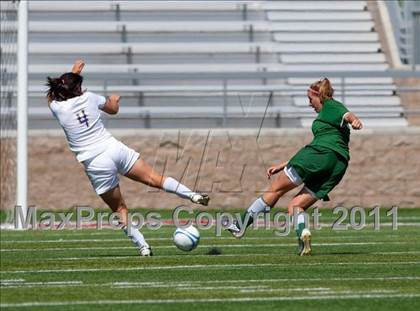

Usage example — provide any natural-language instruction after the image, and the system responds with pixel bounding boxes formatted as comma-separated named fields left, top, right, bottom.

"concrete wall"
left=14, top=128, right=420, bottom=210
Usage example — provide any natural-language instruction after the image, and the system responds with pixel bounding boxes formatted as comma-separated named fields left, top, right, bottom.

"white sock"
left=123, top=226, right=149, bottom=248
left=247, top=197, right=270, bottom=217
left=295, top=212, right=309, bottom=230
left=162, top=177, right=194, bottom=199
left=297, top=213, right=306, bottom=225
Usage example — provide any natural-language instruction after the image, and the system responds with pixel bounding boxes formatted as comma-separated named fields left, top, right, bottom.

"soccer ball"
left=173, top=225, right=200, bottom=251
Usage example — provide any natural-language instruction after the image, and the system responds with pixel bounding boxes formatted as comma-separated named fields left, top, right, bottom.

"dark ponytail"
left=46, top=72, right=83, bottom=102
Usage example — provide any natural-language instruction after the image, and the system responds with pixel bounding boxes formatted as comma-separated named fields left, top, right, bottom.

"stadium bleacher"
left=0, top=0, right=409, bottom=128
left=264, top=0, right=407, bottom=127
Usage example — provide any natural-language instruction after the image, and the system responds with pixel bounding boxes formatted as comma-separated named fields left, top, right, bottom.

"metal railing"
left=1, top=69, right=419, bottom=127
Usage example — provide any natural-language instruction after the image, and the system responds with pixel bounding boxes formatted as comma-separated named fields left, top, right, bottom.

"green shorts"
left=287, top=145, right=348, bottom=201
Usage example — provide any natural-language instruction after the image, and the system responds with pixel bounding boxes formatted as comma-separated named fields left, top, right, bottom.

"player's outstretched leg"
left=226, top=171, right=296, bottom=238
left=226, top=197, right=270, bottom=239
left=162, top=177, right=209, bottom=206
left=100, top=186, right=152, bottom=256
left=288, top=188, right=317, bottom=256
left=125, top=159, right=210, bottom=206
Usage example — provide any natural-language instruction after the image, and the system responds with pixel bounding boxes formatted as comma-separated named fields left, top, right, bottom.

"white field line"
left=0, top=230, right=170, bottom=236
left=1, top=277, right=419, bottom=289
left=111, top=276, right=420, bottom=286
left=239, top=289, right=398, bottom=294
left=1, top=238, right=145, bottom=243
left=29, top=250, right=420, bottom=262
left=1, top=222, right=419, bottom=231
left=113, top=284, right=270, bottom=290
left=176, top=285, right=269, bottom=291
left=0, top=228, right=414, bottom=237
left=1, top=261, right=419, bottom=275
left=0, top=241, right=414, bottom=253
left=174, top=286, right=327, bottom=292
left=1, top=233, right=418, bottom=243
left=0, top=281, right=82, bottom=287
left=0, top=279, right=25, bottom=283
left=1, top=250, right=415, bottom=263
left=2, top=293, right=420, bottom=308
left=197, top=287, right=330, bottom=293
left=0, top=234, right=410, bottom=242
left=0, top=235, right=414, bottom=244
left=0, top=246, right=142, bottom=252
left=0, top=283, right=267, bottom=291
left=396, top=216, right=420, bottom=220
left=0, top=239, right=411, bottom=245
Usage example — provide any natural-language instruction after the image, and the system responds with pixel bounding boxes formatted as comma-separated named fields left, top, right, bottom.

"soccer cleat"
left=298, top=228, right=312, bottom=256
left=139, top=245, right=153, bottom=257
left=226, top=221, right=244, bottom=239
left=297, top=238, right=304, bottom=255
left=190, top=193, right=210, bottom=206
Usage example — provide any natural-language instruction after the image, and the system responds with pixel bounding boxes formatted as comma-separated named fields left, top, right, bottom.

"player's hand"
left=351, top=119, right=363, bottom=130
left=71, top=59, right=85, bottom=74
left=266, top=165, right=282, bottom=179
left=109, top=94, right=120, bottom=103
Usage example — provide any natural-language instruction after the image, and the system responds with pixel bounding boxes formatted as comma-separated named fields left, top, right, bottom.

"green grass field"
left=1, top=208, right=420, bottom=311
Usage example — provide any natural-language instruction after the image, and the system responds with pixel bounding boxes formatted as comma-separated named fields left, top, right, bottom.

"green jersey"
left=309, top=98, right=350, bottom=161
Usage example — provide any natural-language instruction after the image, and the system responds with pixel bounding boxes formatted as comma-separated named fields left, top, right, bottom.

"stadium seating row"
left=0, top=0, right=408, bottom=128
left=0, top=1, right=368, bottom=12
left=264, top=0, right=406, bottom=127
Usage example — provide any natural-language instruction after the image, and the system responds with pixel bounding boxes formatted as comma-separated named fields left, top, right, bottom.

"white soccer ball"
left=173, top=225, right=200, bottom=251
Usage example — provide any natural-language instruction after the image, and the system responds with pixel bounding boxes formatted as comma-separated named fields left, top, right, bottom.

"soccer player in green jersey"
left=227, top=78, right=363, bottom=256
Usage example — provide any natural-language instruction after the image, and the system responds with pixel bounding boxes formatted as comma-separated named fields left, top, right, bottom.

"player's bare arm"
left=71, top=59, right=85, bottom=74
left=69, top=59, right=120, bottom=115
left=344, top=112, right=363, bottom=130
left=266, top=161, right=289, bottom=179
left=101, top=94, right=120, bottom=115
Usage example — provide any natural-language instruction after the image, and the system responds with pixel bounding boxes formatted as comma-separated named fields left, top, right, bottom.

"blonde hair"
left=308, top=78, right=334, bottom=103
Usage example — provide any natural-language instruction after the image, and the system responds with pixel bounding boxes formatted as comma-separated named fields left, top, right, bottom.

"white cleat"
left=139, top=246, right=153, bottom=257
left=226, top=221, right=244, bottom=239
left=299, top=228, right=312, bottom=256
left=190, top=193, right=210, bottom=206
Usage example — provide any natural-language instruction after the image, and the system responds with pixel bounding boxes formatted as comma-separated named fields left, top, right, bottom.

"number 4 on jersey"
left=77, top=110, right=89, bottom=127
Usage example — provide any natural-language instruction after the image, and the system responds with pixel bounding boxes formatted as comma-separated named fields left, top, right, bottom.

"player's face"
left=307, top=91, right=322, bottom=113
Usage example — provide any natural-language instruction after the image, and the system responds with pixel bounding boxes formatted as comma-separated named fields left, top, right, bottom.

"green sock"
left=241, top=212, right=253, bottom=229
left=295, top=212, right=307, bottom=238
left=240, top=197, right=269, bottom=231
left=296, top=222, right=305, bottom=239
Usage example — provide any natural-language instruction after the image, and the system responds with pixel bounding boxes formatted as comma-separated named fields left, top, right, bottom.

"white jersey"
left=50, top=91, right=112, bottom=162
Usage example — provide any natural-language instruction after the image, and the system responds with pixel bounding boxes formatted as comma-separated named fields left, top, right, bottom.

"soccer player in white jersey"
left=47, top=60, right=209, bottom=256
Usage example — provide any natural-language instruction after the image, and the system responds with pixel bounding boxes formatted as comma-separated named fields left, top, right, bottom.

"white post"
left=16, top=0, right=28, bottom=229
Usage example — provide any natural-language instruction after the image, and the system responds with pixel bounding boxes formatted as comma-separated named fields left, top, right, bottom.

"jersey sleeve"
left=321, top=100, right=349, bottom=128
left=49, top=101, right=58, bottom=116
left=86, top=92, right=106, bottom=109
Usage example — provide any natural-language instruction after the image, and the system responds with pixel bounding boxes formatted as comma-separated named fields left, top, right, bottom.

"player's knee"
left=287, top=202, right=302, bottom=216
left=271, top=188, right=287, bottom=199
left=267, top=182, right=281, bottom=195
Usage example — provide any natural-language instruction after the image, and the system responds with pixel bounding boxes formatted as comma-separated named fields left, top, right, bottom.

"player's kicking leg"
left=125, top=158, right=209, bottom=206
left=226, top=171, right=296, bottom=238
left=288, top=188, right=317, bottom=256
left=100, top=186, right=153, bottom=256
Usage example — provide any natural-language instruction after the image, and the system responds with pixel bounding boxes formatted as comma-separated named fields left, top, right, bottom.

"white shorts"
left=82, top=137, right=140, bottom=195
left=284, top=165, right=317, bottom=199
